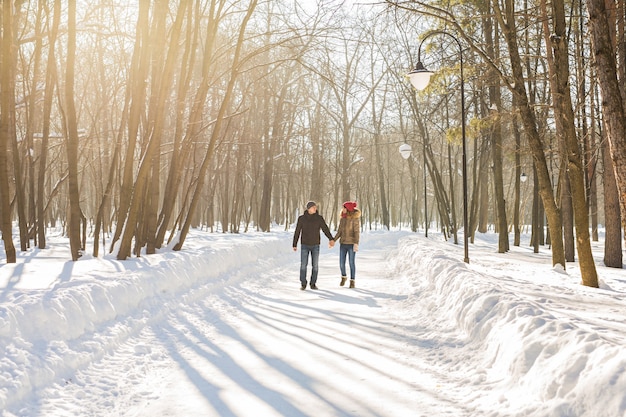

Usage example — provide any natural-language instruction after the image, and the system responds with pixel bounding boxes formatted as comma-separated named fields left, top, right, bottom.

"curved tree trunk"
left=495, top=0, right=566, bottom=268
left=546, top=0, right=598, bottom=286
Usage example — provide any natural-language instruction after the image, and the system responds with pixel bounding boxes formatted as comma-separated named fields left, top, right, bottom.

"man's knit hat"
left=306, top=201, right=317, bottom=209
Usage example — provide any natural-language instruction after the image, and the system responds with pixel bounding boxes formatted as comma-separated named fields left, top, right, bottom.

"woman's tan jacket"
left=334, top=208, right=361, bottom=245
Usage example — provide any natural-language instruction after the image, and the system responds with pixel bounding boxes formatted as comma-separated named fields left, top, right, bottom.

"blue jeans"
left=300, top=244, right=320, bottom=285
left=339, top=243, right=356, bottom=280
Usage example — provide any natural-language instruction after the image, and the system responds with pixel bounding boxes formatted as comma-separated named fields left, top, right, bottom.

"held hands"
left=329, top=239, right=335, bottom=248
left=293, top=247, right=297, bottom=252
left=354, top=244, right=358, bottom=252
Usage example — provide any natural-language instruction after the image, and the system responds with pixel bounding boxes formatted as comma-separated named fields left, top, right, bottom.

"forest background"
left=0, top=0, right=625, bottom=288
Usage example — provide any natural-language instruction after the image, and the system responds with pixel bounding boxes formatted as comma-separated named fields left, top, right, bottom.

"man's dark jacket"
left=292, top=211, right=333, bottom=247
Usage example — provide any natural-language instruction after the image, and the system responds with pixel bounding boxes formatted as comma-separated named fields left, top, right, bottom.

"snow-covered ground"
left=1, top=227, right=625, bottom=416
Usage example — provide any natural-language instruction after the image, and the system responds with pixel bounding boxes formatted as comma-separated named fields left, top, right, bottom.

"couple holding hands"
left=292, top=200, right=361, bottom=291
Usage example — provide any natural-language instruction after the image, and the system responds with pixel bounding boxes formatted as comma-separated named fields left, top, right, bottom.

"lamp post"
left=407, top=30, right=469, bottom=264
left=399, top=143, right=419, bottom=233
left=399, top=143, right=428, bottom=237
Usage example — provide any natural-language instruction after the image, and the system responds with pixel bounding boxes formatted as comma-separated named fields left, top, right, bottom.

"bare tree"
left=0, top=0, right=17, bottom=263
left=587, top=0, right=626, bottom=250
left=155, top=0, right=199, bottom=247
left=540, top=0, right=598, bottom=286
left=302, top=19, right=383, bottom=202
left=173, top=0, right=259, bottom=252
left=483, top=0, right=509, bottom=253
left=110, top=0, right=151, bottom=255
left=37, top=0, right=61, bottom=251
left=64, top=0, right=83, bottom=260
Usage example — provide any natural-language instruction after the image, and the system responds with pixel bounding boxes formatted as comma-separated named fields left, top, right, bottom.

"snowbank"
left=390, top=234, right=626, bottom=417
left=0, top=231, right=286, bottom=410
left=1, top=229, right=625, bottom=416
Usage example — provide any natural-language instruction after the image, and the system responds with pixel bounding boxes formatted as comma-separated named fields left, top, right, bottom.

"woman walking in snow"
left=333, top=201, right=361, bottom=288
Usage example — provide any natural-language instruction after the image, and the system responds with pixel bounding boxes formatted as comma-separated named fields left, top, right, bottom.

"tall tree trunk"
left=65, top=0, right=82, bottom=260
left=495, top=0, right=566, bottom=268
left=531, top=164, right=540, bottom=253
left=371, top=68, right=390, bottom=230
left=37, top=0, right=61, bottom=251
left=309, top=105, right=324, bottom=203
left=405, top=152, right=418, bottom=232
left=220, top=159, right=230, bottom=232
left=415, top=116, right=453, bottom=237
left=231, top=131, right=248, bottom=233
left=485, top=0, right=508, bottom=253
left=513, top=101, right=523, bottom=246
left=92, top=0, right=126, bottom=256
left=144, top=0, right=184, bottom=253
left=491, top=121, right=509, bottom=253
left=155, top=0, right=196, bottom=248
left=559, top=162, right=575, bottom=262
left=540, top=0, right=575, bottom=263
left=602, top=126, right=623, bottom=267
left=0, top=0, right=16, bottom=262
left=10, top=67, right=27, bottom=251
left=341, top=128, right=351, bottom=201
left=2, top=0, right=27, bottom=252
left=374, top=132, right=390, bottom=230
left=590, top=0, right=621, bottom=265
left=110, top=0, right=150, bottom=252
left=469, top=135, right=487, bottom=241
left=447, top=142, right=458, bottom=244
left=478, top=151, right=489, bottom=234
left=587, top=0, right=626, bottom=247
left=424, top=143, right=452, bottom=238
left=258, top=138, right=274, bottom=232
left=577, top=0, right=598, bottom=242
left=260, top=70, right=293, bottom=232
left=25, top=1, right=45, bottom=247
left=309, top=82, right=327, bottom=206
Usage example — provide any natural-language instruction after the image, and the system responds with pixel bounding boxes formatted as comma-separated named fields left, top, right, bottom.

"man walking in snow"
left=293, top=201, right=335, bottom=290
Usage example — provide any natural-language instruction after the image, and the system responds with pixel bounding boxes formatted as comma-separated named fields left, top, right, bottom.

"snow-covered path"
left=15, top=233, right=464, bottom=417
left=3, top=230, right=626, bottom=417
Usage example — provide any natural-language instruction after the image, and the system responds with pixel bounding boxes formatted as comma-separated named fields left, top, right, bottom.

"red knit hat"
left=343, top=201, right=357, bottom=211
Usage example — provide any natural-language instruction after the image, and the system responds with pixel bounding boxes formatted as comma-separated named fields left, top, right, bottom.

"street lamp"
left=399, top=143, right=419, bottom=233
left=399, top=143, right=428, bottom=237
left=407, top=30, right=469, bottom=264
left=399, top=143, right=412, bottom=159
